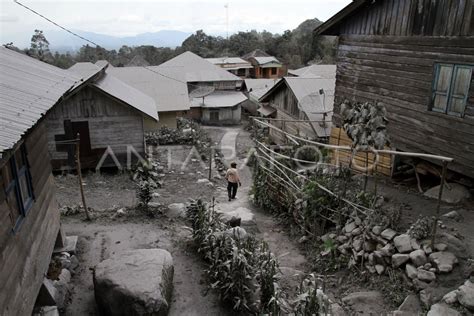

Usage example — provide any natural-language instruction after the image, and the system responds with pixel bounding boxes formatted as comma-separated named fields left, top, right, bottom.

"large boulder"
left=392, top=294, right=422, bottom=316
left=427, top=303, right=460, bottom=316
left=424, top=183, right=471, bottom=204
left=429, top=251, right=458, bottom=273
left=94, top=249, right=174, bottom=316
left=458, top=280, right=474, bottom=311
left=342, top=291, right=384, bottom=315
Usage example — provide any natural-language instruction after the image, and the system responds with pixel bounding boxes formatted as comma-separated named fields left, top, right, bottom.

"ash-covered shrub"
left=408, top=216, right=434, bottom=240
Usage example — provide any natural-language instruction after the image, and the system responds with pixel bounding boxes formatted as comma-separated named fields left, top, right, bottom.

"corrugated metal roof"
left=253, top=56, right=282, bottom=66
left=106, top=66, right=190, bottom=112
left=206, top=57, right=252, bottom=67
left=157, top=51, right=243, bottom=83
left=288, top=64, right=336, bottom=78
left=0, top=47, right=84, bottom=154
left=260, top=77, right=335, bottom=137
left=191, top=91, right=247, bottom=108
left=68, top=62, right=158, bottom=120
left=243, top=79, right=280, bottom=102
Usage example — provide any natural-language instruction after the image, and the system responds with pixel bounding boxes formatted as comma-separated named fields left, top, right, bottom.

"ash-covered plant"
left=131, top=159, right=162, bottom=183
left=408, top=216, right=434, bottom=240
left=340, top=100, right=390, bottom=150
left=292, top=274, right=331, bottom=315
left=136, top=179, right=157, bottom=211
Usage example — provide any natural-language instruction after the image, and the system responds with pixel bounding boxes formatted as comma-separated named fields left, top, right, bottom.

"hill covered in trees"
left=9, top=18, right=336, bottom=70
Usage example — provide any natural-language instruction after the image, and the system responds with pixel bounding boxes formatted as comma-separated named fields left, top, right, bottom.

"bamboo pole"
left=76, top=133, right=91, bottom=221
left=431, top=161, right=448, bottom=247
left=208, top=147, right=213, bottom=180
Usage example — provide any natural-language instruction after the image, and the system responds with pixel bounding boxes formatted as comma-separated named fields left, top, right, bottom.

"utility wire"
left=13, top=0, right=215, bottom=91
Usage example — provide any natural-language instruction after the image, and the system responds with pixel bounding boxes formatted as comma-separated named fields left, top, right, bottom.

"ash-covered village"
left=1, top=0, right=474, bottom=315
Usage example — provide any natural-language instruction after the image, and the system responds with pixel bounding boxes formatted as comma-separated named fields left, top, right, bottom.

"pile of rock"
left=442, top=279, right=474, bottom=311
left=321, top=218, right=459, bottom=283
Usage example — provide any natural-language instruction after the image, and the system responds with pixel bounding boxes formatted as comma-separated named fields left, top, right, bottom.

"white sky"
left=1, top=0, right=350, bottom=43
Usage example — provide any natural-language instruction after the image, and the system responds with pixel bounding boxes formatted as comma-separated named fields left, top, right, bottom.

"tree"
left=29, top=29, right=51, bottom=61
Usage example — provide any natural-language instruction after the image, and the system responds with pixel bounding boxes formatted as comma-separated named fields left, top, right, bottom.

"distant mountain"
left=10, top=29, right=192, bottom=52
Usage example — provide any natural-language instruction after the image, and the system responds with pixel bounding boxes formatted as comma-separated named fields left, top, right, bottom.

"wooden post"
left=431, top=161, right=448, bottom=247
left=76, top=133, right=91, bottom=221
left=208, top=147, right=213, bottom=180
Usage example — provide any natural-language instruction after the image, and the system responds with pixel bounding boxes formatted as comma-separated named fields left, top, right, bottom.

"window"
left=431, top=63, right=473, bottom=117
left=271, top=67, right=277, bottom=75
left=237, top=68, right=246, bottom=77
left=1, top=145, right=34, bottom=231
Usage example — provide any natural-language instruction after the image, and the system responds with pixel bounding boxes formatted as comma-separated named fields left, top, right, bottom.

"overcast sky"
left=1, top=0, right=350, bottom=44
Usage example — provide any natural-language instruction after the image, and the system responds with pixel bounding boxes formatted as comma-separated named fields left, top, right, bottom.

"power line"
left=13, top=0, right=100, bottom=47
left=13, top=0, right=214, bottom=90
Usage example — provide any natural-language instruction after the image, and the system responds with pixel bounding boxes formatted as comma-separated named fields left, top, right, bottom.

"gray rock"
left=344, top=222, right=357, bottom=234
left=424, top=263, right=432, bottom=269
left=331, top=303, right=346, bottom=316
left=33, top=306, right=59, bottom=316
left=336, top=235, right=348, bottom=243
left=420, top=287, right=451, bottom=308
left=394, top=234, right=413, bottom=253
left=167, top=203, right=187, bottom=218
left=392, top=254, right=410, bottom=268
left=427, top=303, right=460, bottom=316
left=397, top=294, right=422, bottom=314
left=223, top=227, right=248, bottom=240
left=423, top=244, right=433, bottom=255
left=442, top=210, right=462, bottom=221
left=443, top=290, right=458, bottom=304
left=410, top=238, right=421, bottom=250
left=342, top=291, right=384, bottom=315
left=381, top=228, right=397, bottom=240
left=353, top=238, right=363, bottom=252
left=434, top=243, right=447, bottom=252
left=94, top=249, right=174, bottom=316
left=458, top=280, right=474, bottom=311
left=424, top=183, right=471, bottom=204
left=406, top=264, right=418, bottom=279
left=439, top=232, right=467, bottom=259
left=410, top=249, right=428, bottom=267
left=417, top=269, right=436, bottom=282
left=372, top=225, right=383, bottom=235
left=380, top=244, right=394, bottom=257
left=429, top=251, right=458, bottom=273
left=196, top=178, right=210, bottom=184
left=53, top=269, right=71, bottom=309
left=351, top=227, right=363, bottom=236
left=69, top=255, right=79, bottom=271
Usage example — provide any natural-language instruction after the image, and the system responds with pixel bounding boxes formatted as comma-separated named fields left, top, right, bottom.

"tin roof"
left=252, top=56, right=282, bottom=66
left=243, top=79, right=280, bottom=102
left=105, top=66, right=190, bottom=112
left=191, top=91, right=247, bottom=108
left=0, top=47, right=85, bottom=154
left=288, top=64, right=336, bottom=78
left=206, top=57, right=252, bottom=68
left=68, top=62, right=158, bottom=120
left=157, top=51, right=243, bottom=82
left=260, top=77, right=335, bottom=137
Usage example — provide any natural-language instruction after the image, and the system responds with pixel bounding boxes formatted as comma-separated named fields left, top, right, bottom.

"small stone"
left=372, top=226, right=383, bottom=235
left=337, top=235, right=348, bottom=243
left=413, top=278, right=430, bottom=290
left=375, top=264, right=385, bottom=275
left=298, top=236, right=309, bottom=244
left=410, top=239, right=421, bottom=250
left=417, top=269, right=436, bottom=282
left=344, top=222, right=357, bottom=233
left=423, top=244, right=433, bottom=255
left=424, top=183, right=471, bottom=204
left=405, top=264, right=418, bottom=279
left=458, top=280, right=474, bottom=311
left=397, top=294, right=422, bottom=314
left=354, top=217, right=362, bottom=225
left=381, top=228, right=397, bottom=240
left=353, top=238, right=363, bottom=252
left=442, top=211, right=462, bottom=221
left=443, top=290, right=458, bottom=304
left=424, top=263, right=432, bottom=269
left=434, top=243, right=448, bottom=251
left=351, top=227, right=362, bottom=236
left=409, top=249, right=428, bottom=267
left=427, top=303, right=460, bottom=316
left=429, top=268, right=437, bottom=273
left=392, top=254, right=410, bottom=268
left=380, top=244, right=394, bottom=257
left=429, top=252, right=458, bottom=273
left=394, top=234, right=413, bottom=253
left=366, top=264, right=376, bottom=274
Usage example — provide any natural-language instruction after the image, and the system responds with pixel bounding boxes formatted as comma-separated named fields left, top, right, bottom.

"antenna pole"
left=225, top=3, right=229, bottom=40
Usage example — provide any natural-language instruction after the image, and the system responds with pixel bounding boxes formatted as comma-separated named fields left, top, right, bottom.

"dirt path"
left=207, top=126, right=308, bottom=291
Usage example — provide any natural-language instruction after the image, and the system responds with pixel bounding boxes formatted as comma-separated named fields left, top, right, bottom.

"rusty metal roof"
left=0, top=47, right=85, bottom=154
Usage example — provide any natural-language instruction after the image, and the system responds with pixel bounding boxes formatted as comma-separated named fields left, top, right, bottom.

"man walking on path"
left=225, top=162, right=241, bottom=201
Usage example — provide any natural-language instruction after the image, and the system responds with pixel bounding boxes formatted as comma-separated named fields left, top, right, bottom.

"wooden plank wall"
left=45, top=86, right=145, bottom=169
left=339, top=0, right=474, bottom=36
left=333, top=34, right=474, bottom=177
left=328, top=127, right=392, bottom=176
left=0, top=120, right=60, bottom=316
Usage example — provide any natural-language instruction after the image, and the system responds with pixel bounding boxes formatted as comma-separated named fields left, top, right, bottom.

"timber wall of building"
left=45, top=86, right=146, bottom=169
left=201, top=105, right=241, bottom=125
left=0, top=120, right=60, bottom=316
left=333, top=34, right=474, bottom=177
left=328, top=0, right=474, bottom=177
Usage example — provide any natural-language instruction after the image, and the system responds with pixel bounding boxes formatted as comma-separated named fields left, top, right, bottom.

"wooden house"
left=157, top=51, right=246, bottom=125
left=243, top=50, right=285, bottom=79
left=315, top=0, right=474, bottom=178
left=50, top=62, right=158, bottom=170
left=0, top=47, right=78, bottom=315
left=206, top=57, right=253, bottom=78
left=105, top=64, right=190, bottom=129
left=259, top=77, right=335, bottom=143
left=240, top=79, right=280, bottom=115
